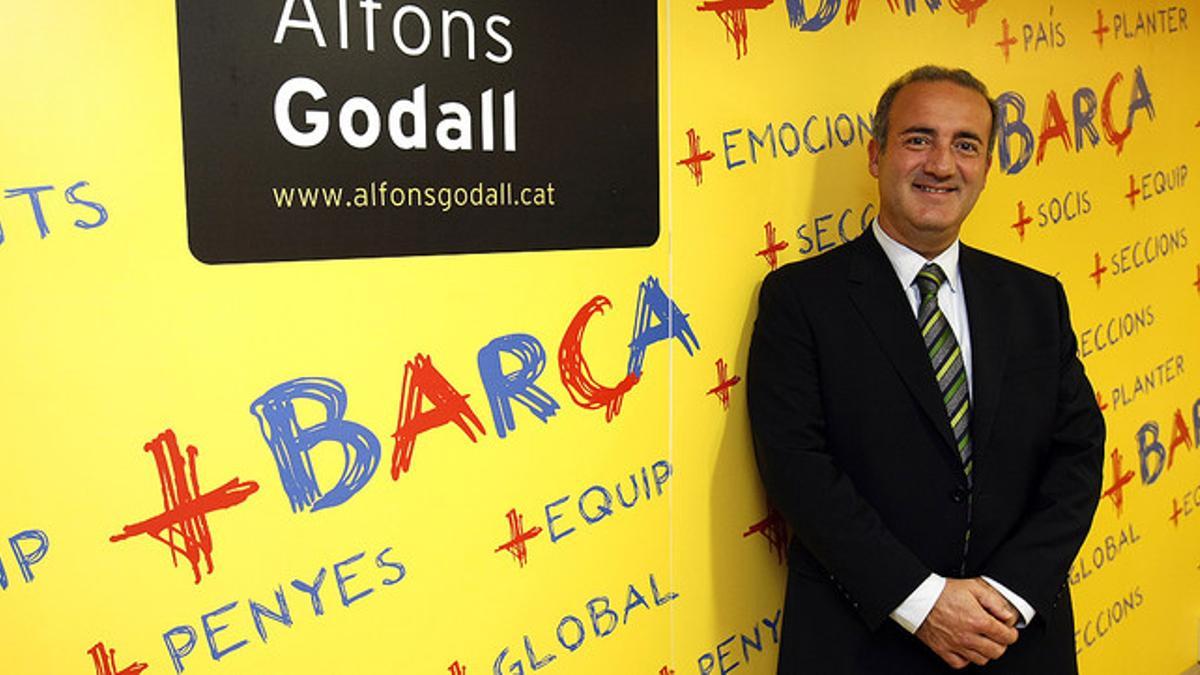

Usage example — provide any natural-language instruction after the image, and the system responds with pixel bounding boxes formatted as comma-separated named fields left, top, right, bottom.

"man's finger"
left=961, top=632, right=1008, bottom=661
left=949, top=642, right=997, bottom=667
left=938, top=649, right=970, bottom=670
left=977, top=590, right=1015, bottom=624
left=973, top=580, right=1019, bottom=626
left=980, top=596, right=1019, bottom=628
left=976, top=616, right=1019, bottom=646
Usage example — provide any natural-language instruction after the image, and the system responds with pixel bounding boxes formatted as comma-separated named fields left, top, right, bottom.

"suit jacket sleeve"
left=748, top=270, right=930, bottom=630
left=978, top=280, right=1105, bottom=621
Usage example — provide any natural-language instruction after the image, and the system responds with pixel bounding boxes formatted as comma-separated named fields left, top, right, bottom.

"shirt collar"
left=871, top=219, right=961, bottom=294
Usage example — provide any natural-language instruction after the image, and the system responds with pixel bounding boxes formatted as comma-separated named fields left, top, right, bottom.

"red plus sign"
left=1102, top=447, right=1136, bottom=517
left=1010, top=200, right=1032, bottom=241
left=1092, top=10, right=1111, bottom=47
left=88, top=642, right=148, bottom=675
left=696, top=0, right=775, bottom=59
left=1169, top=498, right=1185, bottom=527
left=109, top=429, right=259, bottom=584
left=756, top=221, right=789, bottom=270
left=1096, top=391, right=1109, bottom=413
left=1192, top=263, right=1200, bottom=294
left=676, top=128, right=716, bottom=186
left=707, top=358, right=743, bottom=410
left=743, top=504, right=789, bottom=564
left=1124, top=174, right=1141, bottom=207
left=449, top=661, right=468, bottom=675
left=1089, top=253, right=1108, bottom=288
left=956, top=0, right=987, bottom=26
left=494, top=508, right=543, bottom=568
left=995, top=18, right=1018, bottom=62
left=660, top=667, right=677, bottom=675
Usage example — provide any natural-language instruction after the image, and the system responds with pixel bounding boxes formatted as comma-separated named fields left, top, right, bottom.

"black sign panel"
left=176, top=1, right=659, bottom=263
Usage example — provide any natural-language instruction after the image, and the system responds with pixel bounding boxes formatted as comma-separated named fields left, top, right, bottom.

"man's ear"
left=868, top=138, right=881, bottom=178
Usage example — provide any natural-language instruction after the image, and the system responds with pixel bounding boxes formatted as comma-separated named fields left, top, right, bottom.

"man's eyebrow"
left=897, top=126, right=984, bottom=144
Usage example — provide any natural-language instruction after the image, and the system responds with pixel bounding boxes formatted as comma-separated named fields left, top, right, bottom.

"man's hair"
left=872, top=65, right=1000, bottom=157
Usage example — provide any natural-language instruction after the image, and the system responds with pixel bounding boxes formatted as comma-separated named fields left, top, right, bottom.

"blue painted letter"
left=8, top=529, right=49, bottom=583
left=478, top=333, right=560, bottom=439
left=1138, top=421, right=1165, bottom=484
left=163, top=625, right=197, bottom=674
left=1072, top=88, right=1100, bottom=151
left=250, top=377, right=381, bottom=512
left=4, top=185, right=54, bottom=238
left=786, top=0, right=840, bottom=31
left=627, top=276, right=700, bottom=377
left=201, top=601, right=248, bottom=661
left=996, top=92, right=1033, bottom=175
left=64, top=180, right=109, bottom=229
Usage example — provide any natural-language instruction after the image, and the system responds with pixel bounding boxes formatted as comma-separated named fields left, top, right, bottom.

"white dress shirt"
left=870, top=223, right=1035, bottom=633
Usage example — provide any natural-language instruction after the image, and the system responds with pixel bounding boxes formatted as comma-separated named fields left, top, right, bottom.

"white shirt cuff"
left=890, top=573, right=945, bottom=633
left=981, top=575, right=1036, bottom=627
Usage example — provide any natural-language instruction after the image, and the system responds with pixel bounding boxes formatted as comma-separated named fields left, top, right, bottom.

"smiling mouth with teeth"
left=915, top=184, right=956, bottom=193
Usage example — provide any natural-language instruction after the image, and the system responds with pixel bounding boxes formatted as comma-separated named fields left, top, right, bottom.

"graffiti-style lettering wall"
left=1, top=2, right=1196, bottom=673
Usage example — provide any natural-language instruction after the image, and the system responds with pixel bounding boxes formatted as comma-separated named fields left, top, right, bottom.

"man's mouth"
left=914, top=184, right=956, bottom=194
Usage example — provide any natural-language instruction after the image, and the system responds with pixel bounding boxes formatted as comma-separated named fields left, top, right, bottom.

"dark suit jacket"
left=747, top=228, right=1105, bottom=674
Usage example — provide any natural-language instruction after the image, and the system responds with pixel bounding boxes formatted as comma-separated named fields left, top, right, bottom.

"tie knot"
left=915, top=263, right=947, bottom=298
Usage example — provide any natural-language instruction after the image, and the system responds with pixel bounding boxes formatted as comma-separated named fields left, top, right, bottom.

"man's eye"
left=956, top=141, right=980, bottom=153
left=905, top=137, right=929, bottom=146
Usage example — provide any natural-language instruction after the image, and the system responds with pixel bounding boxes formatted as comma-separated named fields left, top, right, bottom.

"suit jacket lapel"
left=846, top=231, right=959, bottom=457
left=959, top=245, right=1010, bottom=462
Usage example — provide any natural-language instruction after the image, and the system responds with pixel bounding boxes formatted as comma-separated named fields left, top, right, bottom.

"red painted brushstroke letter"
left=392, top=353, right=486, bottom=478
left=558, top=296, right=640, bottom=422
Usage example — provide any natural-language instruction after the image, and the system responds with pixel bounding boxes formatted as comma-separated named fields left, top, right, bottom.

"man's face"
left=868, top=80, right=993, bottom=255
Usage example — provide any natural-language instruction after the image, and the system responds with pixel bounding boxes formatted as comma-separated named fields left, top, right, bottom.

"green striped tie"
left=915, top=263, right=973, bottom=483
left=916, top=263, right=973, bottom=570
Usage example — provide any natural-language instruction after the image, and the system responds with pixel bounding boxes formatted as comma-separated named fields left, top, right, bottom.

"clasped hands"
left=914, top=578, right=1021, bottom=670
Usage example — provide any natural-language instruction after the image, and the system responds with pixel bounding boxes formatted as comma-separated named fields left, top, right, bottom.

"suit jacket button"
left=951, top=488, right=968, bottom=503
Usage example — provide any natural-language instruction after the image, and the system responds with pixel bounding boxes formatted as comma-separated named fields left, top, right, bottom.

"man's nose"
left=923, top=143, right=954, bottom=178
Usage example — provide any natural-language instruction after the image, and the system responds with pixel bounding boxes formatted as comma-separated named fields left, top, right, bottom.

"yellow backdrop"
left=1, top=2, right=1197, bottom=674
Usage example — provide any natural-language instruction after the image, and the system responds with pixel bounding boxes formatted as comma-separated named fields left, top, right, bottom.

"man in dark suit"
left=747, top=66, right=1105, bottom=673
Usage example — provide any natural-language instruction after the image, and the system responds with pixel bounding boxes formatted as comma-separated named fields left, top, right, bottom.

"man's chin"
left=911, top=218, right=964, bottom=238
